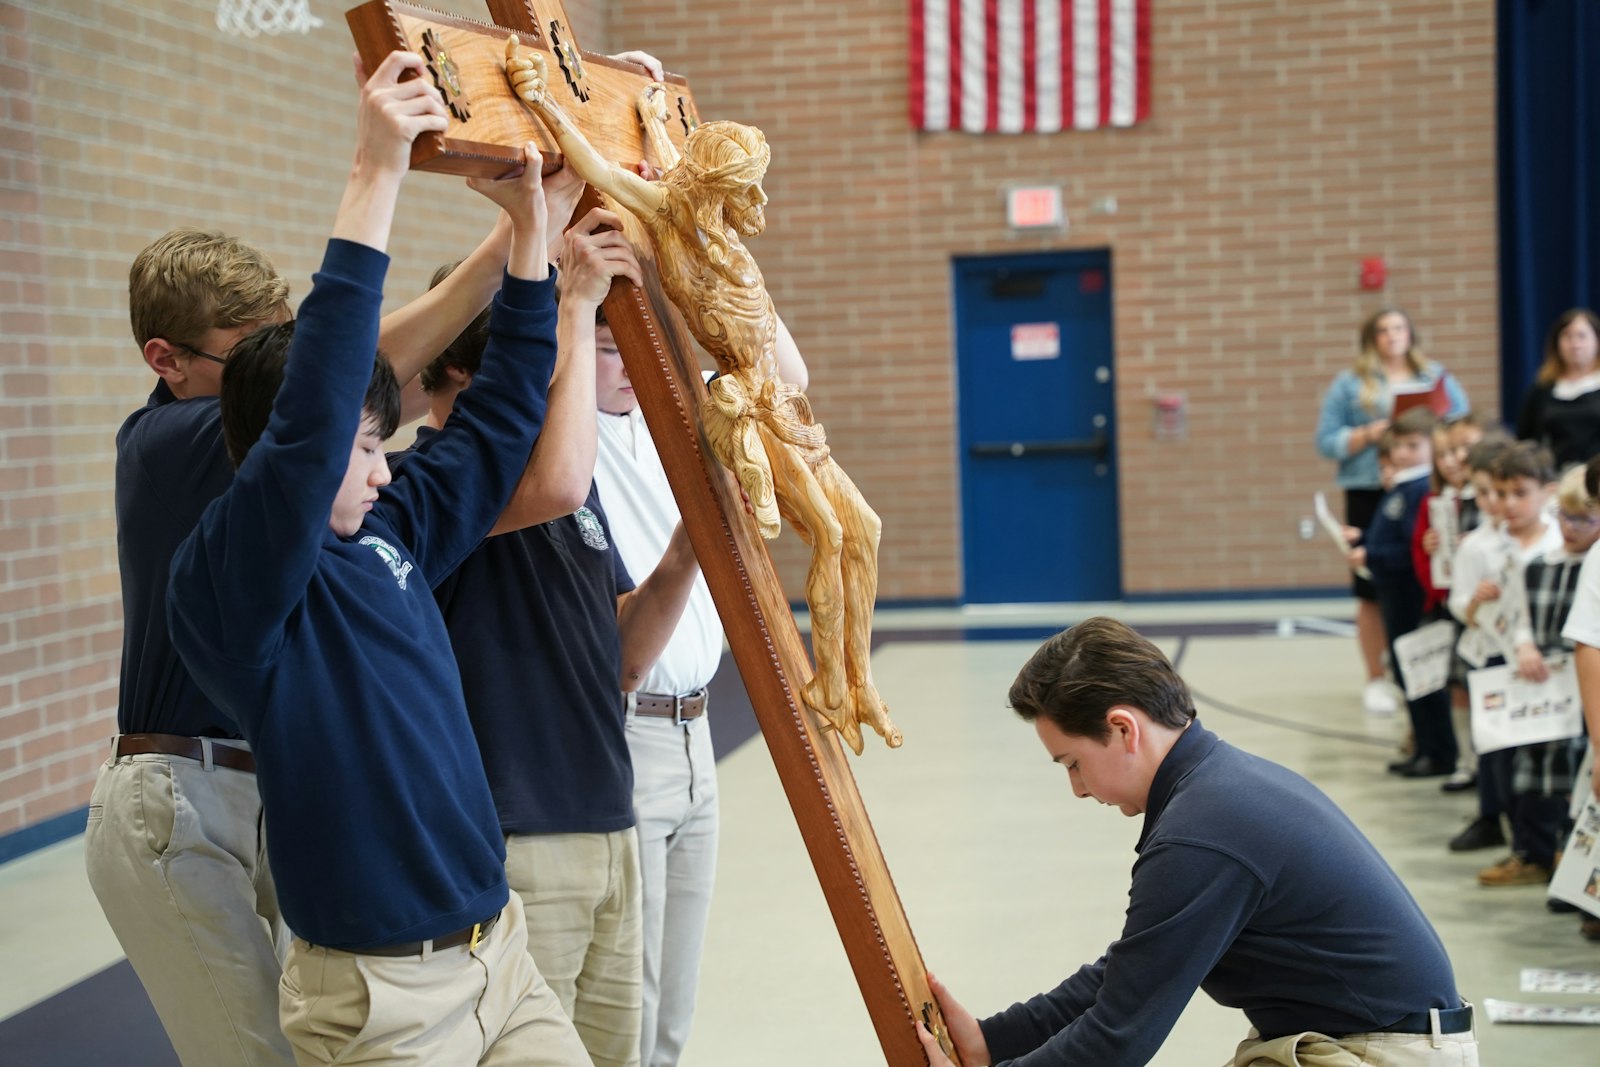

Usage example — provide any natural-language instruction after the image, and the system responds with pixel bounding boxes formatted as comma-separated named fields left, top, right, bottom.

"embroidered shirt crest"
left=359, top=535, right=414, bottom=590
left=1382, top=493, right=1405, bottom=521
left=574, top=506, right=609, bottom=550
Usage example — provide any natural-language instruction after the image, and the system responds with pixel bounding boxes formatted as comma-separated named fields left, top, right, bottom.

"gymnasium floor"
left=0, top=600, right=1593, bottom=1064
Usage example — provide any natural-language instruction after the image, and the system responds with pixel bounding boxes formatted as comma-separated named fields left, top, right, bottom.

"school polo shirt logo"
left=1382, top=494, right=1405, bottom=521
left=574, top=506, right=609, bottom=550
left=358, top=535, right=414, bottom=590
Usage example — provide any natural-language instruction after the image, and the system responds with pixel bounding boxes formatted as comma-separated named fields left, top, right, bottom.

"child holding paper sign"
left=1481, top=465, right=1600, bottom=888
left=1559, top=456, right=1600, bottom=941
left=1348, top=408, right=1457, bottom=778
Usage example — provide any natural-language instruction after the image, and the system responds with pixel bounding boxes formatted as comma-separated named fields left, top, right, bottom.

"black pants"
left=1377, top=586, right=1457, bottom=767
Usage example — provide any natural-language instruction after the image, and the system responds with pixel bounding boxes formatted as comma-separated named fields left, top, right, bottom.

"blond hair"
left=1353, top=307, right=1430, bottom=413
left=1557, top=464, right=1599, bottom=514
left=129, top=228, right=288, bottom=348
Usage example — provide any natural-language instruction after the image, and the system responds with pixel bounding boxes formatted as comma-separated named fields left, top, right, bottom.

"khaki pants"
left=84, top=744, right=292, bottom=1067
left=280, top=895, right=590, bottom=1067
left=507, top=830, right=643, bottom=1067
left=1231, top=1023, right=1480, bottom=1066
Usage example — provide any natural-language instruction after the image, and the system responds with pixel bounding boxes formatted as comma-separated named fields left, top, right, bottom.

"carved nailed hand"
left=504, top=36, right=548, bottom=109
left=638, top=84, right=671, bottom=128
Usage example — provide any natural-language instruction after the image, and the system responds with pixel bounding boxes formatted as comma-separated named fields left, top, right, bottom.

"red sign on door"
left=1010, top=323, right=1061, bottom=361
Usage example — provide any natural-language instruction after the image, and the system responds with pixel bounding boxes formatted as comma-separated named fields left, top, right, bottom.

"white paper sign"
left=1472, top=545, right=1530, bottom=663
left=1392, top=620, right=1456, bottom=699
left=1467, top=658, right=1584, bottom=754
left=1483, top=998, right=1600, bottom=1025
left=1010, top=323, right=1060, bottom=361
left=1313, top=492, right=1371, bottom=580
left=1551, top=793, right=1600, bottom=920
left=1428, top=495, right=1458, bottom=589
left=1521, top=969, right=1600, bottom=995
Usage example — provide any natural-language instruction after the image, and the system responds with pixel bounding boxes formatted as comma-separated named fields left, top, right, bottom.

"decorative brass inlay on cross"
left=420, top=28, right=471, bottom=121
left=547, top=18, right=590, bottom=103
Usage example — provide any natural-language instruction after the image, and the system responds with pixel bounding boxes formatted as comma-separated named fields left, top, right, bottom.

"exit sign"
left=1007, top=185, right=1065, bottom=230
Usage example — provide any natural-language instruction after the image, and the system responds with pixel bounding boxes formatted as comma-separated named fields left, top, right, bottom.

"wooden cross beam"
left=346, top=5, right=957, bottom=1062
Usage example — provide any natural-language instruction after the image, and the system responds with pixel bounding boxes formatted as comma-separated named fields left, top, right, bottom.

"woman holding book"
left=1516, top=308, right=1600, bottom=470
left=1316, top=308, right=1470, bottom=714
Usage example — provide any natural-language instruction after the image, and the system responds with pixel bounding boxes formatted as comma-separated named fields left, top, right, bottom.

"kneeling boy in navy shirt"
left=167, top=52, right=590, bottom=1066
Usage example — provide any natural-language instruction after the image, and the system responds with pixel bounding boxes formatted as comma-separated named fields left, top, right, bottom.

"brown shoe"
left=1477, top=855, right=1552, bottom=887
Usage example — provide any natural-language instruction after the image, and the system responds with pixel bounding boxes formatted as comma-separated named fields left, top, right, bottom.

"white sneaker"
left=1362, top=679, right=1399, bottom=715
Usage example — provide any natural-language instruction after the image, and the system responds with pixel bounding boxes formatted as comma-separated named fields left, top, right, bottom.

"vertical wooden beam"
left=584, top=188, right=958, bottom=1066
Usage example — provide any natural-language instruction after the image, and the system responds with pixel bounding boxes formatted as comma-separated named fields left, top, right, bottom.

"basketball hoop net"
left=216, top=0, right=324, bottom=37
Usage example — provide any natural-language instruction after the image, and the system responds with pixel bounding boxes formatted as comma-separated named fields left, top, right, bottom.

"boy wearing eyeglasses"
left=166, top=53, right=595, bottom=1065
left=92, top=65, right=565, bottom=1067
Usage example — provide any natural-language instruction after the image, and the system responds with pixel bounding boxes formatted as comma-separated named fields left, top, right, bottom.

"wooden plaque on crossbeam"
left=346, top=0, right=701, bottom=177
left=344, top=3, right=957, bottom=1060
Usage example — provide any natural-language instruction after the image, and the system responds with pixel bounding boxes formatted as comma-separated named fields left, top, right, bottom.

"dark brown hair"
left=1008, top=617, right=1195, bottom=741
left=1491, top=440, right=1557, bottom=485
left=1534, top=308, right=1600, bottom=386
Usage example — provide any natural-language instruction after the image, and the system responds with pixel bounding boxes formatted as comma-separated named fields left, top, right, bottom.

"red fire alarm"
left=1359, top=257, right=1387, bottom=291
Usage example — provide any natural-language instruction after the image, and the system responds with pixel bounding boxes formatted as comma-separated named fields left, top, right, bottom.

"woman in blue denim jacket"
left=1315, top=308, right=1469, bottom=714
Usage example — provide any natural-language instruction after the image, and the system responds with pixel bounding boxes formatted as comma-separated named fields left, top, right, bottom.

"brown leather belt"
left=115, top=733, right=256, bottom=774
left=345, top=912, right=500, bottom=957
left=632, top=689, right=707, bottom=722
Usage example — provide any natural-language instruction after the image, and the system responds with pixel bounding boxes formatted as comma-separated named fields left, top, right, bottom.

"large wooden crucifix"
left=347, top=4, right=957, bottom=1063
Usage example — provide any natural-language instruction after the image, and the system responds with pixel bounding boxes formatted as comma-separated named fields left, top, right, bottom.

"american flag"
left=910, top=0, right=1152, bottom=133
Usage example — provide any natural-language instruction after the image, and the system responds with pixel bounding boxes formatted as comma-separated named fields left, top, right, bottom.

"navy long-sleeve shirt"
left=167, top=239, right=559, bottom=949
left=978, top=723, right=1459, bottom=1066
left=1365, top=471, right=1431, bottom=584
left=114, top=384, right=238, bottom=737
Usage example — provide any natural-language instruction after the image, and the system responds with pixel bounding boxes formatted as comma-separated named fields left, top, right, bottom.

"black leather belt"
left=341, top=912, right=500, bottom=958
left=1378, top=1004, right=1473, bottom=1036
left=115, top=733, right=255, bottom=774
left=632, top=689, right=707, bottom=722
left=1264, top=1004, right=1474, bottom=1042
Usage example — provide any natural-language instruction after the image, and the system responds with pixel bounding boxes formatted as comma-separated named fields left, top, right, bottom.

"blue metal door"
left=953, top=250, right=1120, bottom=603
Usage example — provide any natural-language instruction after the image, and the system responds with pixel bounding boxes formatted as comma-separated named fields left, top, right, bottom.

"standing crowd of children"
left=1345, top=407, right=1600, bottom=944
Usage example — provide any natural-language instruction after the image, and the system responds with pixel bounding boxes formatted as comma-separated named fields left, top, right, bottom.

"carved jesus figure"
left=505, top=39, right=900, bottom=754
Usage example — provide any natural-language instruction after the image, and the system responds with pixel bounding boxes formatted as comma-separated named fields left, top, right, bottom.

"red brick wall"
left=0, top=0, right=612, bottom=838
left=0, top=0, right=1496, bottom=837
left=617, top=0, right=1499, bottom=597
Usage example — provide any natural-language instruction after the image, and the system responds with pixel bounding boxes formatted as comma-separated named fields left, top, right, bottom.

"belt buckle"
left=468, top=922, right=483, bottom=952
left=672, top=695, right=687, bottom=726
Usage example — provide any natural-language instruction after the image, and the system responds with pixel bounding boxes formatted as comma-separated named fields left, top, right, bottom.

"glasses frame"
left=172, top=340, right=227, bottom=366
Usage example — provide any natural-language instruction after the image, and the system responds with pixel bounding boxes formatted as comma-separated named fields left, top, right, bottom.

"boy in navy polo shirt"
left=167, top=53, right=588, bottom=1066
left=89, top=91, right=551, bottom=1067
left=417, top=211, right=702, bottom=1067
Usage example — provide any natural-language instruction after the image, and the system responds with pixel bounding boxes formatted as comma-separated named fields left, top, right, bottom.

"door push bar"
left=969, top=428, right=1109, bottom=461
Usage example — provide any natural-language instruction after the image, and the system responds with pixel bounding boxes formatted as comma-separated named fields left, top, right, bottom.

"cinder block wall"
left=0, top=0, right=1496, bottom=838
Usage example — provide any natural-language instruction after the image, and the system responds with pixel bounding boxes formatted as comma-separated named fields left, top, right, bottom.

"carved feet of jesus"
left=801, top=674, right=902, bottom=756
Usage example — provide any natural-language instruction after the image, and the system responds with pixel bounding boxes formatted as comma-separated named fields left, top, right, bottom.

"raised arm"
left=171, top=52, right=446, bottom=661
left=381, top=212, right=510, bottom=421
left=638, top=83, right=684, bottom=173
left=506, top=37, right=668, bottom=222
left=488, top=206, right=642, bottom=534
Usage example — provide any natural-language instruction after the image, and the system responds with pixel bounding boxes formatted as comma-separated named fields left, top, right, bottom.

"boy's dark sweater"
left=1366, top=472, right=1431, bottom=594
left=167, top=240, right=558, bottom=949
